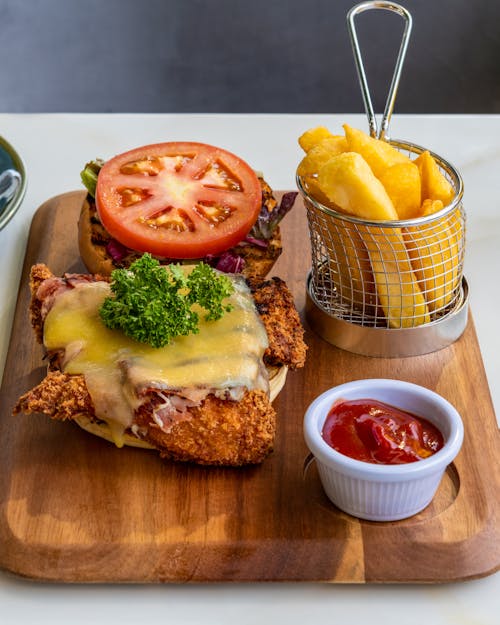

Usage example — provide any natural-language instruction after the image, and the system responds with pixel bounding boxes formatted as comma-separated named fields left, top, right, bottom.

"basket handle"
left=347, top=1, right=412, bottom=141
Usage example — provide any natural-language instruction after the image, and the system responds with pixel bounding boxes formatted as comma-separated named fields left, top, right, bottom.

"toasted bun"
left=78, top=198, right=116, bottom=276
left=73, top=365, right=288, bottom=450
left=78, top=196, right=283, bottom=280
left=73, top=415, right=154, bottom=449
left=237, top=227, right=283, bottom=280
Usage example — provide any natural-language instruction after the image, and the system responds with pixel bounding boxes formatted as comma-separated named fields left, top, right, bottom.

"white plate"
left=0, top=135, right=27, bottom=230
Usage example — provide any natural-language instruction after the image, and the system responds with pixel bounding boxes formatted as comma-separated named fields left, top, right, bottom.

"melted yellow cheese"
left=43, top=277, right=269, bottom=434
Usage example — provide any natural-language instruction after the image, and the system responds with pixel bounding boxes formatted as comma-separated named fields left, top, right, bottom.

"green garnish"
left=80, top=159, right=104, bottom=198
left=99, top=254, right=234, bottom=348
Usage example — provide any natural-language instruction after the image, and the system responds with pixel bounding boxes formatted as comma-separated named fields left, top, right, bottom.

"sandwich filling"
left=42, top=275, right=269, bottom=445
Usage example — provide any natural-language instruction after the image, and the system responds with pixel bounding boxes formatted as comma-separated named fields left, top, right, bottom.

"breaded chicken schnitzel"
left=14, top=264, right=306, bottom=466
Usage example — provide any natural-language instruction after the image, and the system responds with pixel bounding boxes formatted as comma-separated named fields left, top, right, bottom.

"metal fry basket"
left=298, top=2, right=468, bottom=357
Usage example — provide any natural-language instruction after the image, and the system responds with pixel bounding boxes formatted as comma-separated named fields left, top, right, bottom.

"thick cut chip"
left=361, top=225, right=431, bottom=328
left=325, top=221, right=378, bottom=315
left=415, top=151, right=454, bottom=206
left=403, top=199, right=462, bottom=313
left=420, top=198, right=443, bottom=216
left=343, top=125, right=411, bottom=178
left=302, top=177, right=336, bottom=208
left=379, top=162, right=422, bottom=220
left=317, top=152, right=399, bottom=221
left=298, top=126, right=335, bottom=152
left=297, top=136, right=348, bottom=178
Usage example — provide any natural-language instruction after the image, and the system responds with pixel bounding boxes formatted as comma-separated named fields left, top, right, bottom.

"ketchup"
left=322, top=399, right=444, bottom=464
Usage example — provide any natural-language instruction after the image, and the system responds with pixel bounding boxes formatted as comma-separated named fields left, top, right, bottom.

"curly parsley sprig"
left=99, top=254, right=234, bottom=348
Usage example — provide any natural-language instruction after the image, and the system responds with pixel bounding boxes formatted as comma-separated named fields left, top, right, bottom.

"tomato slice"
left=95, top=142, right=263, bottom=259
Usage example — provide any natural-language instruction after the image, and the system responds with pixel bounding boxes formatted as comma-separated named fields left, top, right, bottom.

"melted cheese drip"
left=43, top=277, right=269, bottom=438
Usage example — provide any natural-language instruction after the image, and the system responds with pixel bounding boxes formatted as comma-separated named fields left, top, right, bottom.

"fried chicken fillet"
left=14, top=265, right=306, bottom=466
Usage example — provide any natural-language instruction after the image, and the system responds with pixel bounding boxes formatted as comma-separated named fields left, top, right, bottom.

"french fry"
left=317, top=152, right=399, bottom=221
left=301, top=177, right=335, bottom=208
left=415, top=151, right=454, bottom=206
left=379, top=162, right=421, bottom=220
left=361, top=225, right=431, bottom=327
left=300, top=153, right=377, bottom=314
left=403, top=199, right=462, bottom=313
left=343, top=124, right=411, bottom=178
left=297, top=136, right=348, bottom=178
left=420, top=198, right=444, bottom=216
left=298, top=126, right=335, bottom=152
left=324, top=219, right=378, bottom=315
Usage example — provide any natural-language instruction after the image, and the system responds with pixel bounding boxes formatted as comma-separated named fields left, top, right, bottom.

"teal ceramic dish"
left=0, top=135, right=27, bottom=230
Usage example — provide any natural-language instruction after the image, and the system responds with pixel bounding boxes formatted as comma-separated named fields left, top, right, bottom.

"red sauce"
left=322, top=399, right=444, bottom=464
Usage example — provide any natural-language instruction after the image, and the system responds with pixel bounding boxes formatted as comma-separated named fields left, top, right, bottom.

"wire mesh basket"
left=299, top=140, right=466, bottom=331
left=297, top=1, right=469, bottom=357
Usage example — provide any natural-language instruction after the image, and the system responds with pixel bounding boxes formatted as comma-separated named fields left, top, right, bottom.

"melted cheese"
left=43, top=277, right=269, bottom=436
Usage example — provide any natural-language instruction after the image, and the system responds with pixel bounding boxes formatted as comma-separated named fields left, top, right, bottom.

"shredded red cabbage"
left=208, top=251, right=246, bottom=274
left=106, top=239, right=129, bottom=262
left=244, top=235, right=269, bottom=248
left=249, top=191, right=298, bottom=241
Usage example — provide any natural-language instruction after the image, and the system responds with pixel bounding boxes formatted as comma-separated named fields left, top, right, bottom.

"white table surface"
left=0, top=113, right=498, bottom=624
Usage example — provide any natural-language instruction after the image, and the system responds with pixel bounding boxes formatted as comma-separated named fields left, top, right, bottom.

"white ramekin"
left=303, top=379, right=464, bottom=521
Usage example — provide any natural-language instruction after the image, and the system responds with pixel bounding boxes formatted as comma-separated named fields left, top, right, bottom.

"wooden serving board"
left=0, top=191, right=498, bottom=583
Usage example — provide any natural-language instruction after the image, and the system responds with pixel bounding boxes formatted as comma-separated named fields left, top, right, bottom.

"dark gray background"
left=0, top=0, right=498, bottom=114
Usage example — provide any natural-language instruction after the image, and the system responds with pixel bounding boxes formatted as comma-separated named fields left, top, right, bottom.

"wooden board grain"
left=0, top=191, right=498, bottom=583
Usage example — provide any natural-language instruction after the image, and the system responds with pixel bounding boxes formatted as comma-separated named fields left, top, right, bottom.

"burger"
left=78, top=141, right=298, bottom=279
left=14, top=254, right=307, bottom=466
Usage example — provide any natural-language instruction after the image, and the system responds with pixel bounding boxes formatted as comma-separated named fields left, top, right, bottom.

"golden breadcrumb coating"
left=251, top=276, right=307, bottom=369
left=135, top=390, right=276, bottom=466
left=29, top=263, right=54, bottom=343
left=14, top=371, right=94, bottom=420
